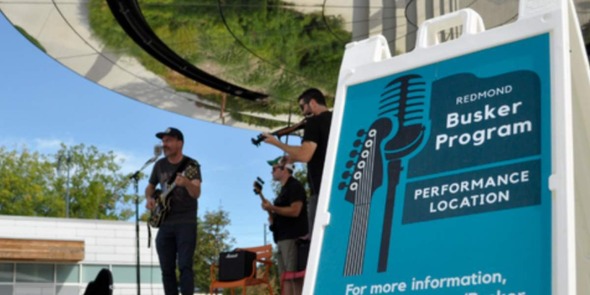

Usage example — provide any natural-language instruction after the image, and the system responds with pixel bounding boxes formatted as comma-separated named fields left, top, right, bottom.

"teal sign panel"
left=315, top=34, right=551, bottom=295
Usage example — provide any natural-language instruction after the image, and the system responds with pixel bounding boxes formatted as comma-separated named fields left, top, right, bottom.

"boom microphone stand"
left=129, top=145, right=162, bottom=295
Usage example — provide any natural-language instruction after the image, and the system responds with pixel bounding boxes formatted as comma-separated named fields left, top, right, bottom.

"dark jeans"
left=156, top=222, right=197, bottom=295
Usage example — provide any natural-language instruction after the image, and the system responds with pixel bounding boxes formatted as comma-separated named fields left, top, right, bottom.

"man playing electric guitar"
left=150, top=164, right=199, bottom=228
left=145, top=127, right=202, bottom=295
left=260, top=156, right=308, bottom=295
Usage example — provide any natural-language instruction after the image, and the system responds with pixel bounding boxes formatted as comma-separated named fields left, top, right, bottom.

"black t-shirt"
left=302, top=111, right=332, bottom=196
left=148, top=156, right=202, bottom=224
left=271, top=176, right=308, bottom=242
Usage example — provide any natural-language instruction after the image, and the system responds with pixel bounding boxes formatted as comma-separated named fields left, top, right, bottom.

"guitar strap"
left=166, top=156, right=191, bottom=186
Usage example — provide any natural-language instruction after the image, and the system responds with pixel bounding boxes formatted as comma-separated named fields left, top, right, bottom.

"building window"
left=82, top=265, right=109, bottom=283
left=111, top=265, right=135, bottom=283
left=0, top=286, right=13, bottom=294
left=15, top=263, right=53, bottom=283
left=141, top=265, right=162, bottom=284
left=0, top=263, right=13, bottom=282
left=111, top=265, right=162, bottom=284
left=56, top=264, right=79, bottom=283
left=56, top=285, right=80, bottom=295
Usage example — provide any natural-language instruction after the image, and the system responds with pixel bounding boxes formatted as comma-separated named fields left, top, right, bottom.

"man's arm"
left=186, top=179, right=201, bottom=199
left=262, top=200, right=303, bottom=218
left=176, top=175, right=201, bottom=199
left=263, top=134, right=317, bottom=163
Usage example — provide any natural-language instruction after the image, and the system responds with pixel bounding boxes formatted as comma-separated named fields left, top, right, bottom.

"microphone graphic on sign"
left=378, top=74, right=428, bottom=272
left=339, top=74, right=428, bottom=276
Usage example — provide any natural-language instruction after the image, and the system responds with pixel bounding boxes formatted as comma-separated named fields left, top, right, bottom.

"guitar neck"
left=256, top=192, right=266, bottom=203
left=255, top=191, right=273, bottom=218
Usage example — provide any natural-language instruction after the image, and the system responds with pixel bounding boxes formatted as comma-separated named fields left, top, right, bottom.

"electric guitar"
left=149, top=164, right=199, bottom=228
left=253, top=177, right=272, bottom=219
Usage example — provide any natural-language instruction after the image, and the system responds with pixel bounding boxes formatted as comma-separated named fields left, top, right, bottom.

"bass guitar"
left=253, top=177, right=272, bottom=219
left=149, top=164, right=199, bottom=228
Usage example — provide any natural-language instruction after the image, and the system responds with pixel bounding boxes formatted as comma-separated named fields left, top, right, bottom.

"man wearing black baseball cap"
left=156, top=127, right=184, bottom=142
left=146, top=127, right=202, bottom=295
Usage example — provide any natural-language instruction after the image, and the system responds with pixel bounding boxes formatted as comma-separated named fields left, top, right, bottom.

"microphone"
left=131, top=144, right=164, bottom=180
left=149, top=144, right=163, bottom=163
left=154, top=144, right=163, bottom=157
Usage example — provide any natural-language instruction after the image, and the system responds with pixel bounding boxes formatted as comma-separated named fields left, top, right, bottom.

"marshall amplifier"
left=218, top=250, right=257, bottom=281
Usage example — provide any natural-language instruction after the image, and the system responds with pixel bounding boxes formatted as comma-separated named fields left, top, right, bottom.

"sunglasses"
left=299, top=102, right=308, bottom=111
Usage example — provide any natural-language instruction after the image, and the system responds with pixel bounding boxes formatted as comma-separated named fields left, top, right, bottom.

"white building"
left=0, top=215, right=165, bottom=295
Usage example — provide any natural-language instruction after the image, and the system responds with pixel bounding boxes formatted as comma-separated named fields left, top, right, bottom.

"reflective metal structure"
left=1, top=0, right=589, bottom=131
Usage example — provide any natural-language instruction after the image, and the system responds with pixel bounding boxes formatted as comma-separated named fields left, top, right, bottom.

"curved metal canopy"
left=1, top=0, right=589, bottom=131
left=106, top=0, right=268, bottom=101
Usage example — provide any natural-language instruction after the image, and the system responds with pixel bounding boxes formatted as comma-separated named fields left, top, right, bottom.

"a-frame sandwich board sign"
left=304, top=0, right=590, bottom=294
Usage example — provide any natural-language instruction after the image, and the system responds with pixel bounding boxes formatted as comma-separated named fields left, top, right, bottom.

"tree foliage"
left=0, top=147, right=58, bottom=216
left=194, top=208, right=236, bottom=292
left=194, top=208, right=281, bottom=294
left=0, top=144, right=136, bottom=220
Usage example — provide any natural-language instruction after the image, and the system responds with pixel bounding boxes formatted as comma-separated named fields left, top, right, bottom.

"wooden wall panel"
left=0, top=238, right=84, bottom=262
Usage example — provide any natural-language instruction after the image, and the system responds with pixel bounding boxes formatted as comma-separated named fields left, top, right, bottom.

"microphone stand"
left=129, top=156, right=158, bottom=295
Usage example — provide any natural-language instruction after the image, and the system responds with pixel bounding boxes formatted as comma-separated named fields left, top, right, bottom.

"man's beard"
left=164, top=147, right=178, bottom=157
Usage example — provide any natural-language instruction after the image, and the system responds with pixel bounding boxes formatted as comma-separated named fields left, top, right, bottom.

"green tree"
left=55, top=143, right=136, bottom=219
left=0, top=147, right=58, bottom=216
left=195, top=208, right=278, bottom=295
left=194, top=208, right=236, bottom=292
left=0, top=144, right=136, bottom=220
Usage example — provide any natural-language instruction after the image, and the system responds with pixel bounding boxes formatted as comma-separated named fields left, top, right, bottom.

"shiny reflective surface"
left=1, top=0, right=589, bottom=131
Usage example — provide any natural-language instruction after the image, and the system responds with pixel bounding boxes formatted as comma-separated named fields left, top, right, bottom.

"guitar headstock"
left=251, top=134, right=266, bottom=146
left=253, top=177, right=264, bottom=195
left=184, top=163, right=200, bottom=180
left=337, top=118, right=392, bottom=204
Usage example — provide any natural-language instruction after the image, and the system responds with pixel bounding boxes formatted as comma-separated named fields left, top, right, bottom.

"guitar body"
left=148, top=163, right=199, bottom=228
left=149, top=189, right=172, bottom=228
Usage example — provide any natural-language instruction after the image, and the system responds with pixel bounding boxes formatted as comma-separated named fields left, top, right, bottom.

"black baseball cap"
left=156, top=127, right=184, bottom=141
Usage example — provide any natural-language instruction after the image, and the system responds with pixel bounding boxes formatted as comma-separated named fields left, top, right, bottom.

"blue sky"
left=0, top=14, right=290, bottom=248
